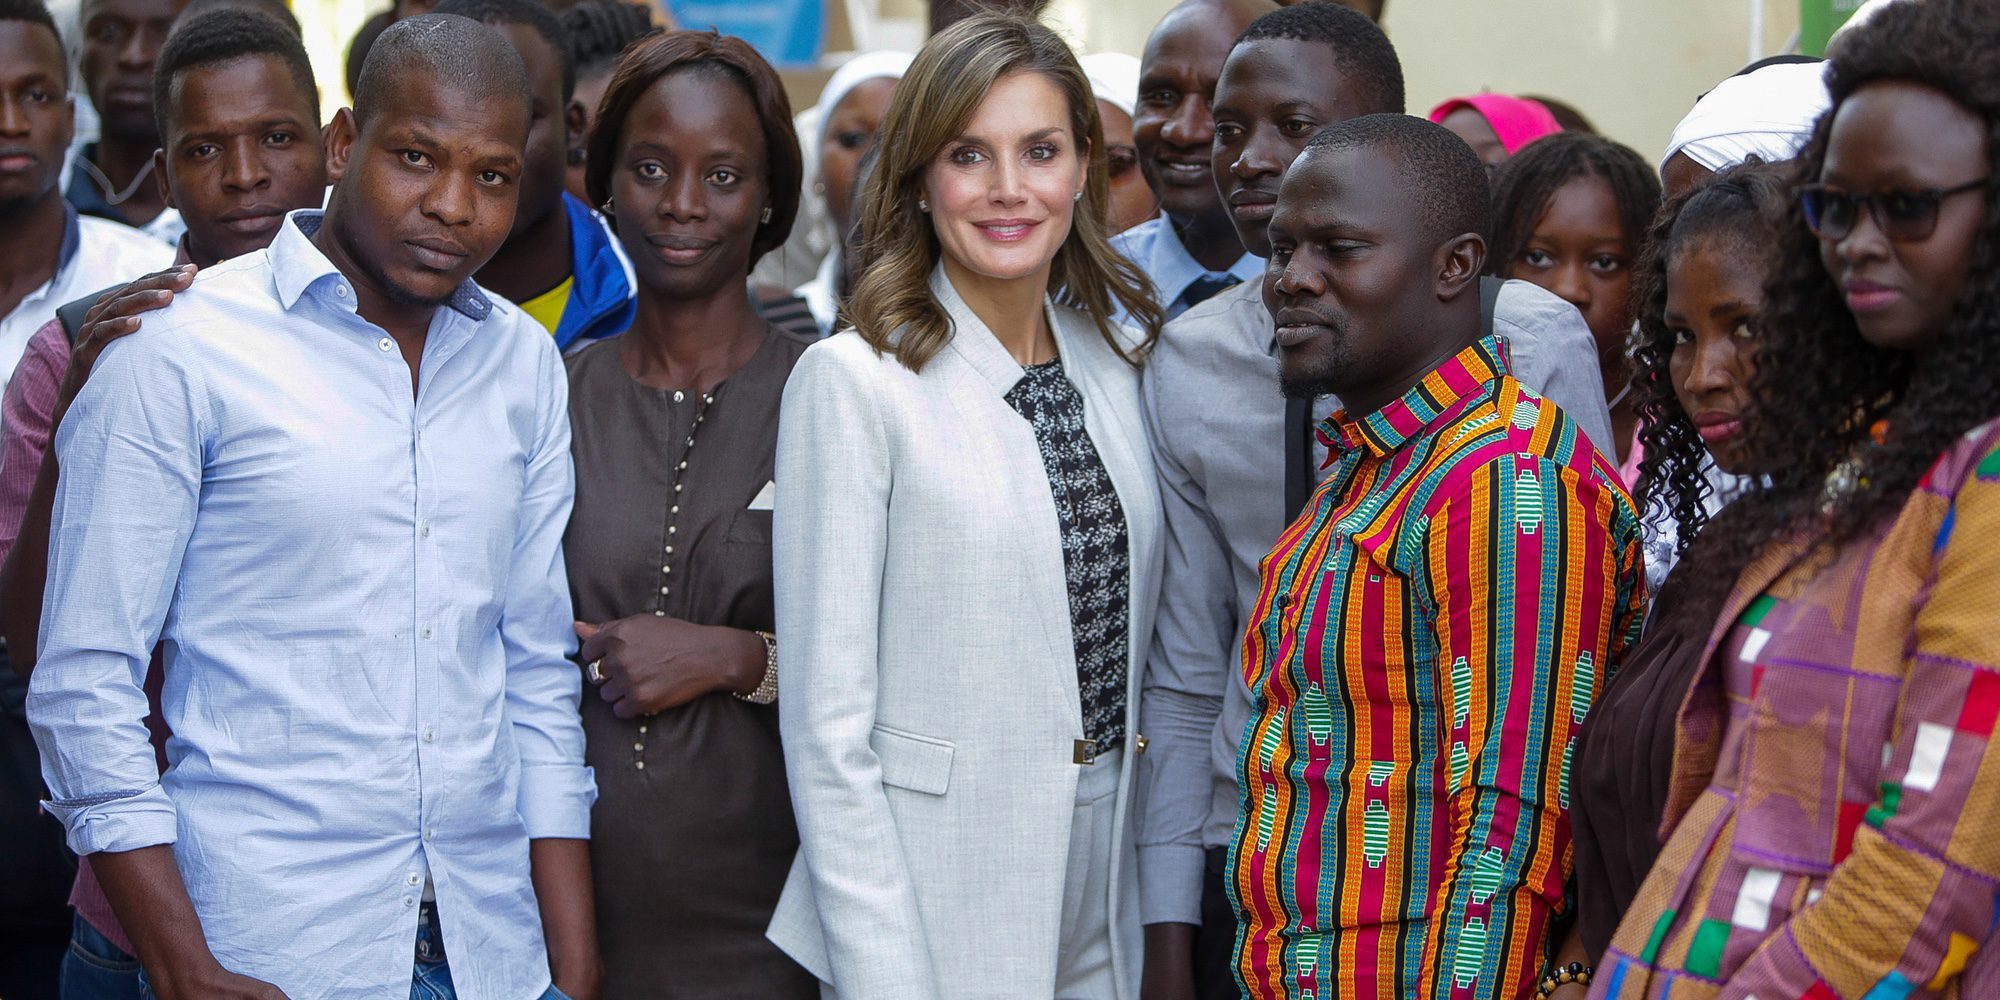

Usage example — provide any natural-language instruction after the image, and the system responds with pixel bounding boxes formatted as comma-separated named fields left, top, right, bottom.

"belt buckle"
left=1073, top=739, right=1098, bottom=765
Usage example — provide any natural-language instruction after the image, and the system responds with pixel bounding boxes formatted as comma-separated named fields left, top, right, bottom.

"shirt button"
left=635, top=760, right=646, bottom=770
left=420, top=522, right=431, bottom=538
left=661, top=565, right=672, bottom=573
left=1278, top=592, right=1292, bottom=608
left=426, top=829, right=436, bottom=840
left=423, top=726, right=435, bottom=743
left=659, top=586, right=669, bottom=595
left=420, top=627, right=433, bottom=640
left=404, top=897, right=414, bottom=907
left=336, top=284, right=350, bottom=298
left=672, top=390, right=685, bottom=403
left=377, top=337, right=393, bottom=352
left=407, top=873, right=421, bottom=886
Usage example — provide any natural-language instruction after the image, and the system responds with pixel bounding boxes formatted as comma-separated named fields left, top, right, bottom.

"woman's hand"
left=574, top=617, right=763, bottom=717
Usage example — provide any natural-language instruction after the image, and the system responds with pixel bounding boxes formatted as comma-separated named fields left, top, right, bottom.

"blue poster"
left=666, top=0, right=825, bottom=68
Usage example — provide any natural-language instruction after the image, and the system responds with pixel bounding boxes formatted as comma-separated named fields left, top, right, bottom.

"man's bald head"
left=352, top=12, right=529, bottom=129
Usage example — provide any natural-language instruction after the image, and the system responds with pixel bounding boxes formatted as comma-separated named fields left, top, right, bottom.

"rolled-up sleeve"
left=502, top=335, right=595, bottom=839
left=1136, top=361, right=1237, bottom=926
left=27, top=329, right=203, bottom=856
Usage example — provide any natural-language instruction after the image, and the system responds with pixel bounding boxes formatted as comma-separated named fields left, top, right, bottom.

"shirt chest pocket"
left=1732, top=659, right=1897, bottom=870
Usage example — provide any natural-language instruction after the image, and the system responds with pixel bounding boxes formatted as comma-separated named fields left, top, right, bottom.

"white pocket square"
left=747, top=480, right=776, bottom=511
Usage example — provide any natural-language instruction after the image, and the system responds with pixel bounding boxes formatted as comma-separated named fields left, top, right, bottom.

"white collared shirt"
left=30, top=210, right=593, bottom=1000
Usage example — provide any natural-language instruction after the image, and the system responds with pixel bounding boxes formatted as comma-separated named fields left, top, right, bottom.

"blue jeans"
left=411, top=959, right=572, bottom=1000
left=60, top=914, right=142, bottom=1000
left=139, top=962, right=571, bottom=1000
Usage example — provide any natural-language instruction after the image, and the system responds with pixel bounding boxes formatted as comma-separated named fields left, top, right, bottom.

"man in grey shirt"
left=1134, top=6, right=1618, bottom=998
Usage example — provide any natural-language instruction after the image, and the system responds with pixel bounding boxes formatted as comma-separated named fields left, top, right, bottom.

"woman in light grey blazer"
left=767, top=12, right=1165, bottom=1000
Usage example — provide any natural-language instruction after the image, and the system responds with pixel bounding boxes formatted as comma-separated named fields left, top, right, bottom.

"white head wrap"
left=1081, top=52, right=1141, bottom=121
left=1662, top=61, right=1832, bottom=172
left=815, top=51, right=914, bottom=150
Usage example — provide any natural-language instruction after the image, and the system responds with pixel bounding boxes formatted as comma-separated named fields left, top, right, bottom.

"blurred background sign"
left=1797, top=0, right=1868, bottom=55
left=666, top=0, right=826, bottom=67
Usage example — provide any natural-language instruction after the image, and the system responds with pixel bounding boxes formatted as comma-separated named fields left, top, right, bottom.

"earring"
left=918, top=198, right=929, bottom=212
left=760, top=206, right=772, bottom=224
left=601, top=197, right=614, bottom=214
left=1073, top=191, right=1082, bottom=203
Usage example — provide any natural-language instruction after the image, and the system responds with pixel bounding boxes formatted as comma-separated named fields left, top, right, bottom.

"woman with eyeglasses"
left=792, top=52, right=912, bottom=336
left=1590, top=1, right=2000, bottom=996
left=1081, top=52, right=1157, bottom=235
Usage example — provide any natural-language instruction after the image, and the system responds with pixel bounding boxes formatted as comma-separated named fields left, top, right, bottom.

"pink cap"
left=1427, top=94, right=1564, bottom=155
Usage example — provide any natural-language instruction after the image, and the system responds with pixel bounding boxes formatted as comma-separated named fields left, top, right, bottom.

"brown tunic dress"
left=1567, top=508, right=1733, bottom=962
left=563, top=328, right=816, bottom=999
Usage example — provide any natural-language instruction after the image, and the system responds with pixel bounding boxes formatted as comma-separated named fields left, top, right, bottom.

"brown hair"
left=847, top=11, right=1161, bottom=372
left=584, top=29, right=801, bottom=268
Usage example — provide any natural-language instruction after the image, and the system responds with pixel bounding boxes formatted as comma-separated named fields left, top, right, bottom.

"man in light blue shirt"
left=27, top=15, right=598, bottom=1000
left=1110, top=0, right=1273, bottom=322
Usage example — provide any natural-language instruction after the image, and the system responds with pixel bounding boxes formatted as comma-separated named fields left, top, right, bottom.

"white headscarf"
left=1081, top=52, right=1141, bottom=121
left=1662, top=61, right=1832, bottom=172
left=815, top=51, right=915, bottom=150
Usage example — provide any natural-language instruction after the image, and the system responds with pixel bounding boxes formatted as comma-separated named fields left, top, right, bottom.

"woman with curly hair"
left=1544, top=161, right=1791, bottom=990
left=1488, top=132, right=1662, bottom=471
left=1592, top=0, right=2000, bottom=996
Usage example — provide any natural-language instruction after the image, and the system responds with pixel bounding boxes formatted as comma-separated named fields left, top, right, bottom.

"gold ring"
left=586, top=659, right=606, bottom=685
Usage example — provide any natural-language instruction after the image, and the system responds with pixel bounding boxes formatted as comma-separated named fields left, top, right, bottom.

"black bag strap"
left=56, top=283, right=122, bottom=347
left=1479, top=274, right=1502, bottom=338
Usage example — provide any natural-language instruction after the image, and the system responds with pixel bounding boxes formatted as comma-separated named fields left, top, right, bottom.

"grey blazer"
left=767, top=268, right=1163, bottom=999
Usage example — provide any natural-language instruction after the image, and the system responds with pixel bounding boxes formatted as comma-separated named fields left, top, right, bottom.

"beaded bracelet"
left=1534, top=962, right=1593, bottom=998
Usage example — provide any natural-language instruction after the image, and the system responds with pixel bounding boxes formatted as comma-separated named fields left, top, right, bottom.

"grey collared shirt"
left=1134, top=276, right=1614, bottom=925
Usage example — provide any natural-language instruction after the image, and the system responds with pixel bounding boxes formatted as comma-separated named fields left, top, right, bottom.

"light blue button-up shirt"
left=28, top=211, right=594, bottom=1000
left=1109, top=213, right=1264, bottom=323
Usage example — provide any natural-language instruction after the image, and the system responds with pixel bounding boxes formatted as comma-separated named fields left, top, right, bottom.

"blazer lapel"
left=1049, top=306, right=1156, bottom=684
left=934, top=268, right=1085, bottom=726
left=1661, top=533, right=1813, bottom=832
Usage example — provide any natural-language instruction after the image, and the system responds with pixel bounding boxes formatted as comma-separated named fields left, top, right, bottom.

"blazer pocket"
left=870, top=723, right=955, bottom=796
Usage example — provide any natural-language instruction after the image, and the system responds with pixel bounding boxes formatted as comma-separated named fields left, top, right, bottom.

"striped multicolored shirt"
left=1229, top=335, right=1646, bottom=1000
left=1595, top=421, right=2000, bottom=999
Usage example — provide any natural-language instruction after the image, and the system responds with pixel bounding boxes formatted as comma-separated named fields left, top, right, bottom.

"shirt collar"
left=932, top=262, right=1062, bottom=397
left=55, top=200, right=81, bottom=275
left=1323, top=334, right=1513, bottom=460
left=270, top=209, right=492, bottom=321
left=1136, top=215, right=1261, bottom=308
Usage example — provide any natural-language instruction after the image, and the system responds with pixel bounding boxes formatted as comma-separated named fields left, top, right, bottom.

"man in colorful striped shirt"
left=1229, top=115, right=1646, bottom=1000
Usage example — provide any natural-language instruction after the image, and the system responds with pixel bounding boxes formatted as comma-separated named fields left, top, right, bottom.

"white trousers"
left=1054, top=747, right=1123, bottom=1000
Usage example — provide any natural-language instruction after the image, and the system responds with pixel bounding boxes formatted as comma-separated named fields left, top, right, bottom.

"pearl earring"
left=1073, top=191, right=1082, bottom=202
left=918, top=198, right=929, bottom=212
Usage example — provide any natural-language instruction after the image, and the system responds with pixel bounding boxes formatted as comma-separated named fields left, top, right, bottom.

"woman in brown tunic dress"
left=563, top=31, right=815, bottom=998
left=1550, top=162, right=1789, bottom=994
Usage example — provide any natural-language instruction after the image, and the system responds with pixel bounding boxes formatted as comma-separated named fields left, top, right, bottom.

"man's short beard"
left=1279, top=369, right=1343, bottom=401
left=0, top=192, right=41, bottom=218
left=342, top=228, right=455, bottom=310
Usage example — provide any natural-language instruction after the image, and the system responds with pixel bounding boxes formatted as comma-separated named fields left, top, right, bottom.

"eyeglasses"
left=1798, top=177, right=1989, bottom=242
